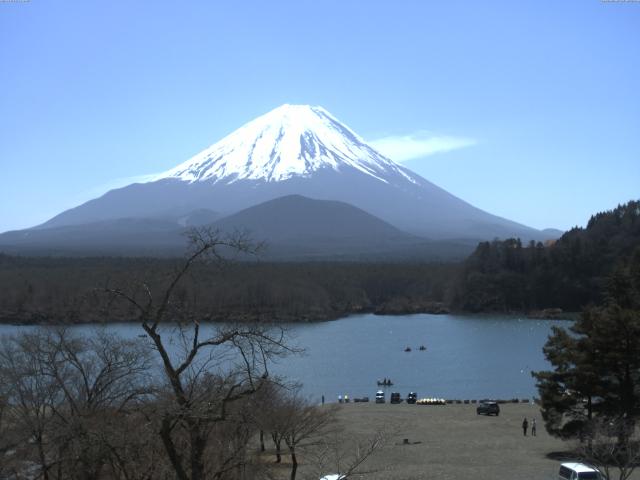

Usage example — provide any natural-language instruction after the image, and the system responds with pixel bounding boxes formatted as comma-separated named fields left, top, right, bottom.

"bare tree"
left=308, top=429, right=388, bottom=479
left=245, top=380, right=287, bottom=462
left=106, top=228, right=295, bottom=480
left=576, top=418, right=640, bottom=480
left=279, top=393, right=337, bottom=480
left=36, top=329, right=153, bottom=480
left=0, top=228, right=298, bottom=480
left=0, top=328, right=154, bottom=480
left=0, top=332, right=62, bottom=479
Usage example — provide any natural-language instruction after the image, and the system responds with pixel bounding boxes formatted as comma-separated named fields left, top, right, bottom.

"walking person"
left=522, top=417, right=528, bottom=436
left=531, top=418, right=536, bottom=436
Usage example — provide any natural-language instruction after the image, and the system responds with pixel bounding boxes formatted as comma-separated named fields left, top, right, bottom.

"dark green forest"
left=454, top=200, right=640, bottom=312
left=0, top=256, right=457, bottom=324
left=1, top=200, right=638, bottom=324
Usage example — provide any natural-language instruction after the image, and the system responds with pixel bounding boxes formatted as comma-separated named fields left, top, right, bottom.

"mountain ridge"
left=0, top=195, right=477, bottom=260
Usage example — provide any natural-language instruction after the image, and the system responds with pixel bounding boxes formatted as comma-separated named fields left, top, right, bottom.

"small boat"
left=404, top=347, right=412, bottom=352
left=137, top=334, right=146, bottom=338
left=377, top=379, right=393, bottom=386
left=419, top=345, right=426, bottom=351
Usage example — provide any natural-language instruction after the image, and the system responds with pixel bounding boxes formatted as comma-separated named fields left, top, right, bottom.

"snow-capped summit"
left=157, top=104, right=418, bottom=185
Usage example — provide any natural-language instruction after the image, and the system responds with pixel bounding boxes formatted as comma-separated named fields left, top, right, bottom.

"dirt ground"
left=283, top=402, right=640, bottom=480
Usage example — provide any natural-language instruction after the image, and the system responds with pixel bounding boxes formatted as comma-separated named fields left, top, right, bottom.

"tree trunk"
left=35, top=433, right=49, bottom=480
left=56, top=446, right=63, bottom=480
left=587, top=396, right=593, bottom=449
left=289, top=445, right=298, bottom=480
left=160, top=416, right=189, bottom=480
left=259, top=430, right=265, bottom=452
left=272, top=433, right=282, bottom=463
left=190, top=427, right=207, bottom=480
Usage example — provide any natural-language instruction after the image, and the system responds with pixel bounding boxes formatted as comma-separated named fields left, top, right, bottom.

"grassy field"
left=273, top=402, right=640, bottom=480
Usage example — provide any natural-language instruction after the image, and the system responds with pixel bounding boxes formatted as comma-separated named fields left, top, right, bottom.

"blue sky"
left=1, top=0, right=638, bottom=233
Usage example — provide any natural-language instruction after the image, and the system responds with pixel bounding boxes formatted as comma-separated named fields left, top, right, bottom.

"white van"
left=558, top=463, right=602, bottom=480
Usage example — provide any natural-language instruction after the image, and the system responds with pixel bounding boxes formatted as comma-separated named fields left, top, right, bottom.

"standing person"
left=321, top=394, right=325, bottom=405
left=522, top=417, right=528, bottom=436
left=338, top=394, right=342, bottom=403
left=531, top=418, right=536, bottom=436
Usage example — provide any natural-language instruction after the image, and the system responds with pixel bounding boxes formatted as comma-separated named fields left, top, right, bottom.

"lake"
left=0, top=313, right=568, bottom=402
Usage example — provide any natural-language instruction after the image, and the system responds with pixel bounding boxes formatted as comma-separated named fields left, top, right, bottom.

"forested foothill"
left=453, top=200, right=640, bottom=313
left=0, top=200, right=638, bottom=324
left=532, top=209, right=640, bottom=480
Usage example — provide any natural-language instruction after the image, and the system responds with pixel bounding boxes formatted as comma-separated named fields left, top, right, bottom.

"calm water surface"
left=0, top=313, right=568, bottom=402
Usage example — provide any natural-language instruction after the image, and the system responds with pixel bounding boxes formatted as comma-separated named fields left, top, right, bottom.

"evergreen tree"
left=533, top=250, right=640, bottom=444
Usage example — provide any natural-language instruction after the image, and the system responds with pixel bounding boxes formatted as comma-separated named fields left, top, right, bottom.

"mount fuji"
left=1, top=104, right=557, bottom=257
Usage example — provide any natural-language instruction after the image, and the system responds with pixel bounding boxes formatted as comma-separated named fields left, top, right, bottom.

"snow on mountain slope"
left=157, top=104, right=419, bottom=185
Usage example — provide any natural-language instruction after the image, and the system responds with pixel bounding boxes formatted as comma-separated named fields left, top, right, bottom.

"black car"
left=476, top=401, right=500, bottom=416
left=390, top=392, right=402, bottom=404
left=406, top=392, right=417, bottom=404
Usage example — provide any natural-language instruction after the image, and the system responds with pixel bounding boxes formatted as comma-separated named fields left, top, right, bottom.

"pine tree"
left=533, top=250, right=640, bottom=444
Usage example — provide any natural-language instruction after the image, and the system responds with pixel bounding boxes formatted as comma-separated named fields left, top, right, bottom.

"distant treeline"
left=0, top=256, right=458, bottom=324
left=1, top=200, right=638, bottom=323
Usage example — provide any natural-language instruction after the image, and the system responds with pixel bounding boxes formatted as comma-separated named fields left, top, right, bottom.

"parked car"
left=476, top=401, right=500, bottom=416
left=375, top=390, right=385, bottom=403
left=406, top=392, right=417, bottom=404
left=558, top=462, right=602, bottom=480
left=390, top=392, right=402, bottom=404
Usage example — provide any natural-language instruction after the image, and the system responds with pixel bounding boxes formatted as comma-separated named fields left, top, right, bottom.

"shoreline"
left=0, top=307, right=578, bottom=326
